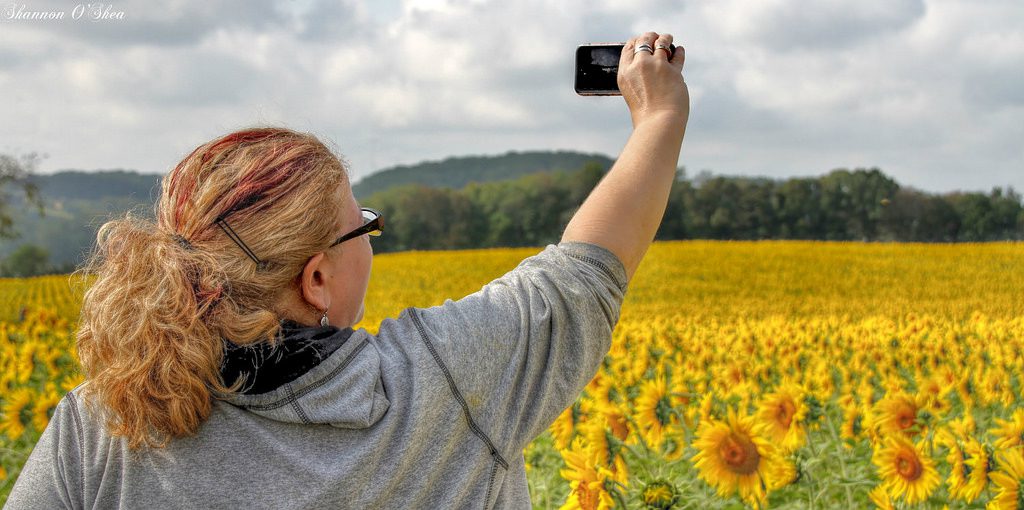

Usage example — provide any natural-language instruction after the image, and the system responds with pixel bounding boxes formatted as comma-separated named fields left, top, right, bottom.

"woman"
left=6, top=32, right=687, bottom=509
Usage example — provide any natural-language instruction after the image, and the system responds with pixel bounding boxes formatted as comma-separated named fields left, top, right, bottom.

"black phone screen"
left=575, top=44, right=624, bottom=95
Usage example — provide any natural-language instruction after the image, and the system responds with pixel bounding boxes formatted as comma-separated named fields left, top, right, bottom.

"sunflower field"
left=2, top=240, right=1024, bottom=509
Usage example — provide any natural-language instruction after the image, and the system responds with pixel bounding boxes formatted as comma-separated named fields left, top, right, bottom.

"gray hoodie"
left=5, top=241, right=628, bottom=509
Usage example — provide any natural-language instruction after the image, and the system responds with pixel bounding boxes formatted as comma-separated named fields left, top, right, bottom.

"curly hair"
left=75, top=127, right=349, bottom=449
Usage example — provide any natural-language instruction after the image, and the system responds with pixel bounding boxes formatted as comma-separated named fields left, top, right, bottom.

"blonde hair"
left=76, top=127, right=349, bottom=449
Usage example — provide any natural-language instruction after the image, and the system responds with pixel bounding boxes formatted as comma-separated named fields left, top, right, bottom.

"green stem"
left=621, top=441, right=656, bottom=480
left=610, top=483, right=629, bottom=509
left=805, top=429, right=819, bottom=510
left=824, top=410, right=856, bottom=508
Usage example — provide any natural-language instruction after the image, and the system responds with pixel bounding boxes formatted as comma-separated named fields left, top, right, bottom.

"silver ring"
left=634, top=44, right=654, bottom=55
left=656, top=44, right=670, bottom=52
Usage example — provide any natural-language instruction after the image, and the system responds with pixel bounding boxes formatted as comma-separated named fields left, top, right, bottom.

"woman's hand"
left=617, top=32, right=689, bottom=130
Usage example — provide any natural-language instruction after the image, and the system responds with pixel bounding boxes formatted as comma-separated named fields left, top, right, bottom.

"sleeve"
left=409, top=241, right=628, bottom=453
left=4, top=393, right=83, bottom=510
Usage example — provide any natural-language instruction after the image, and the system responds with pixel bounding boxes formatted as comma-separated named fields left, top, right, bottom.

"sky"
left=1, top=0, right=1021, bottom=194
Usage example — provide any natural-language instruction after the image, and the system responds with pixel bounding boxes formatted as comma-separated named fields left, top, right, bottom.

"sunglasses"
left=328, top=207, right=385, bottom=248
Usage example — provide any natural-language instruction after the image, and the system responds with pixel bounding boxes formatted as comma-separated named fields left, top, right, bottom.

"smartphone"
left=575, top=43, right=624, bottom=96
left=574, top=42, right=676, bottom=96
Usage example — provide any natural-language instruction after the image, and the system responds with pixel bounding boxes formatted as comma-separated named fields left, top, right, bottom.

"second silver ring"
left=634, top=43, right=654, bottom=55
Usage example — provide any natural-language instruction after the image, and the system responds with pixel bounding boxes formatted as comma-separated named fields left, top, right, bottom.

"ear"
left=298, top=252, right=331, bottom=313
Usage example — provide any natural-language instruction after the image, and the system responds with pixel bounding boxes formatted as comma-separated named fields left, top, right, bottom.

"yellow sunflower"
left=14, top=343, right=36, bottom=384
left=698, top=392, right=715, bottom=423
left=635, top=376, right=682, bottom=450
left=840, top=403, right=864, bottom=446
left=692, top=407, right=791, bottom=508
left=552, top=402, right=582, bottom=450
left=979, top=367, right=1014, bottom=408
left=948, top=411, right=976, bottom=439
left=990, top=409, right=1024, bottom=450
left=871, top=435, right=940, bottom=505
left=0, top=387, right=35, bottom=441
left=936, top=429, right=969, bottom=501
left=989, top=447, right=1024, bottom=510
left=587, top=373, right=625, bottom=408
left=31, top=391, right=61, bottom=432
left=640, top=480, right=677, bottom=510
left=868, top=484, right=894, bottom=510
left=559, top=437, right=617, bottom=510
left=579, top=409, right=630, bottom=486
left=755, top=382, right=808, bottom=454
left=958, top=437, right=990, bottom=502
left=60, top=372, right=85, bottom=393
left=916, top=375, right=952, bottom=419
left=871, top=392, right=925, bottom=438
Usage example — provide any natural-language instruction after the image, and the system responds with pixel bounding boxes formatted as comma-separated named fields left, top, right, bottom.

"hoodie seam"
left=563, top=251, right=628, bottom=293
left=484, top=456, right=500, bottom=510
left=240, top=338, right=370, bottom=411
left=286, top=385, right=312, bottom=424
left=65, top=392, right=86, bottom=506
left=409, top=308, right=510, bottom=470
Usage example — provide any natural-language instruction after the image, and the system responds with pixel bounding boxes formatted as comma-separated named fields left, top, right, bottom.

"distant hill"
left=27, top=170, right=162, bottom=202
left=1, top=171, right=161, bottom=273
left=1, top=151, right=610, bottom=269
left=352, top=150, right=614, bottom=200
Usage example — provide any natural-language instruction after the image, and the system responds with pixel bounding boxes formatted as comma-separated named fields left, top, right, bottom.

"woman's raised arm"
left=561, top=31, right=689, bottom=282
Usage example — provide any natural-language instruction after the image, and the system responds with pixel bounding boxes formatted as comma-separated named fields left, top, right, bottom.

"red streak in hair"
left=167, top=128, right=300, bottom=228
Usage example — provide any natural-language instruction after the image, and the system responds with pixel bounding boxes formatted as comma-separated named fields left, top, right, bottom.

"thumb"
left=669, top=45, right=685, bottom=72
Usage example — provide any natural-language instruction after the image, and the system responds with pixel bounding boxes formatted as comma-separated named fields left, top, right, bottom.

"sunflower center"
left=895, top=452, right=923, bottom=481
left=720, top=433, right=761, bottom=475
left=18, top=405, right=33, bottom=428
left=776, top=400, right=796, bottom=429
left=655, top=396, right=674, bottom=426
left=574, top=484, right=597, bottom=510
left=607, top=385, right=621, bottom=404
left=897, top=410, right=916, bottom=430
left=609, top=413, right=629, bottom=441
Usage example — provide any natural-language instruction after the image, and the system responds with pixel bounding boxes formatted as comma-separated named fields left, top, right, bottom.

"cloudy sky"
left=1, top=0, right=1021, bottom=194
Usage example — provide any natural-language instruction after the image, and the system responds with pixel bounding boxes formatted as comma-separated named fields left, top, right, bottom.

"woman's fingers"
left=635, top=32, right=659, bottom=58
left=654, top=34, right=674, bottom=60
left=619, top=36, right=636, bottom=68
left=639, top=31, right=659, bottom=46
left=621, top=32, right=660, bottom=67
left=670, top=45, right=685, bottom=72
left=617, top=31, right=689, bottom=128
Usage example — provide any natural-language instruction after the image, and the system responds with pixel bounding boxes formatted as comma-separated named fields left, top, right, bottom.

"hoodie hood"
left=220, top=320, right=390, bottom=429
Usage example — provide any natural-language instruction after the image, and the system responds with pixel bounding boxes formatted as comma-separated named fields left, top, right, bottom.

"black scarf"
left=220, top=320, right=354, bottom=395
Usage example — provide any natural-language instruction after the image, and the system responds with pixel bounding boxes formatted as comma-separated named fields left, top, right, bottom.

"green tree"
left=879, top=188, right=959, bottom=242
left=946, top=188, right=1022, bottom=241
left=774, top=178, right=825, bottom=239
left=989, top=187, right=1023, bottom=240
left=0, top=152, right=46, bottom=239
left=2, top=243, right=51, bottom=277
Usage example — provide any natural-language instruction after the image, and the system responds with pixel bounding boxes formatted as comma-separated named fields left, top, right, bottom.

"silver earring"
left=320, top=309, right=329, bottom=327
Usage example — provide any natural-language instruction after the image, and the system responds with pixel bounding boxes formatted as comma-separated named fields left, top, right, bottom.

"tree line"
left=2, top=162, right=1022, bottom=276
left=362, top=164, right=1024, bottom=254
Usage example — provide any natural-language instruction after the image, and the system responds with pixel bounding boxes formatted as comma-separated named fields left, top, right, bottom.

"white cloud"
left=0, top=0, right=1021, bottom=193
left=711, top=0, right=926, bottom=49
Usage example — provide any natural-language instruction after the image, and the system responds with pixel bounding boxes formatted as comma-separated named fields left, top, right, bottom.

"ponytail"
left=76, top=215, right=239, bottom=448
left=75, top=127, right=348, bottom=449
